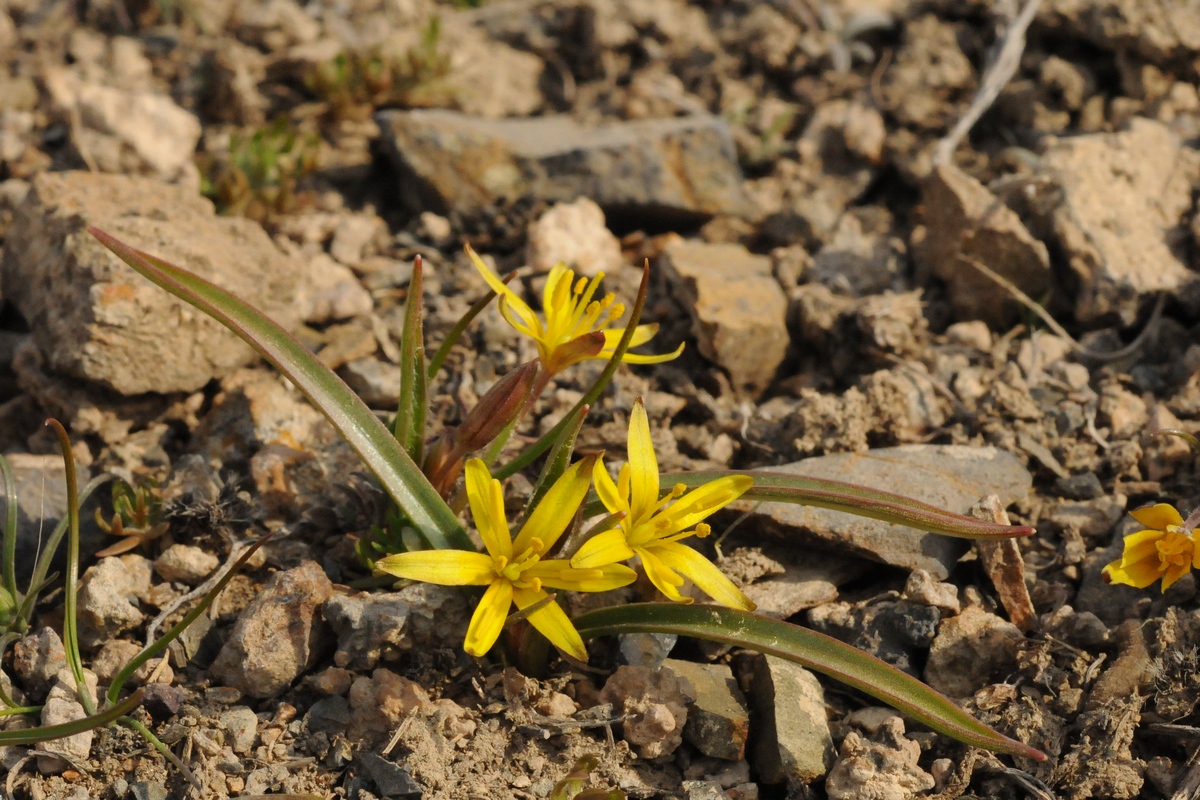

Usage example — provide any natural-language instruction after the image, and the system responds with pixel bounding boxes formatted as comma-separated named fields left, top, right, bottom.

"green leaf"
left=658, top=470, right=1035, bottom=541
left=524, top=403, right=589, bottom=521
left=89, top=228, right=472, bottom=552
left=573, top=603, right=1046, bottom=762
left=0, top=453, right=17, bottom=607
left=0, top=691, right=142, bottom=745
left=394, top=255, right=427, bottom=464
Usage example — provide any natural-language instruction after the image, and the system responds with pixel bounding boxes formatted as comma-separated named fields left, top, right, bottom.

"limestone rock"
left=825, top=716, right=934, bottom=800
left=600, top=665, right=694, bottom=759
left=923, top=607, right=1024, bottom=698
left=662, top=240, right=789, bottom=397
left=154, top=544, right=220, bottom=585
left=209, top=561, right=333, bottom=697
left=77, top=556, right=147, bottom=648
left=376, top=109, right=750, bottom=220
left=525, top=197, right=624, bottom=278
left=1, top=172, right=301, bottom=394
left=36, top=669, right=99, bottom=774
left=664, top=659, right=750, bottom=761
left=749, top=655, right=834, bottom=784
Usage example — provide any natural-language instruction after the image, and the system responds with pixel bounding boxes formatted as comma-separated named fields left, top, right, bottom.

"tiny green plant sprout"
left=89, top=227, right=1048, bottom=762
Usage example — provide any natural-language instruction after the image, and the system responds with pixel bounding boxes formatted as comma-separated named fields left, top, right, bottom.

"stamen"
left=694, top=523, right=712, bottom=539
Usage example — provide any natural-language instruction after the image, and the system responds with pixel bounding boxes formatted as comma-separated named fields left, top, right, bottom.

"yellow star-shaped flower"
left=466, top=245, right=683, bottom=376
left=376, top=457, right=636, bottom=659
left=1103, top=503, right=1199, bottom=591
left=571, top=398, right=755, bottom=609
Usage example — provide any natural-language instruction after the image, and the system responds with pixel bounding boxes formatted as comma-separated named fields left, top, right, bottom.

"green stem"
left=0, top=453, right=18, bottom=608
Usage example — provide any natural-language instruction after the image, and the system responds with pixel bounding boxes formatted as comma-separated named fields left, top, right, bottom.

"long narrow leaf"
left=0, top=691, right=142, bottom=745
left=0, top=453, right=17, bottom=605
left=394, top=256, right=427, bottom=464
left=658, top=470, right=1035, bottom=540
left=89, top=228, right=473, bottom=552
left=574, top=603, right=1046, bottom=761
left=524, top=404, right=589, bottom=521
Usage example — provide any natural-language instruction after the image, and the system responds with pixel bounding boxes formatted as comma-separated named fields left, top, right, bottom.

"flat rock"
left=749, top=655, right=834, bottom=784
left=209, top=561, right=333, bottom=697
left=1, top=171, right=301, bottom=394
left=923, top=607, right=1023, bottom=699
left=322, top=592, right=412, bottom=671
left=913, top=164, right=1051, bottom=327
left=738, top=445, right=1033, bottom=579
left=1040, top=118, right=1200, bottom=324
left=375, top=109, right=750, bottom=221
left=661, top=240, right=789, bottom=397
left=664, top=659, right=750, bottom=761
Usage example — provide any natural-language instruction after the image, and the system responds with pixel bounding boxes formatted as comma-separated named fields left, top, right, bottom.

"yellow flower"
left=466, top=244, right=683, bottom=375
left=571, top=398, right=755, bottom=610
left=1103, top=503, right=1198, bottom=591
left=376, top=457, right=635, bottom=660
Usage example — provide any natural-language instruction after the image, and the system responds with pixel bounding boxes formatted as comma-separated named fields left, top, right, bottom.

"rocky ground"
left=1, top=0, right=1200, bottom=798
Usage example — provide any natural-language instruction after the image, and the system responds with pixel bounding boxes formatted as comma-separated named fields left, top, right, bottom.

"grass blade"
left=88, top=228, right=472, bottom=552
left=394, top=255, right=427, bottom=464
left=573, top=603, right=1045, bottom=761
left=0, top=691, right=142, bottom=745
left=0, top=453, right=17, bottom=607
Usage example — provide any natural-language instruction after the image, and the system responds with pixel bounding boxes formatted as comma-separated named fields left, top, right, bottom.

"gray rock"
left=739, top=445, right=1031, bottom=579
left=141, top=683, right=183, bottom=721
left=129, top=782, right=169, bottom=800
left=1039, top=118, right=1200, bottom=324
left=825, top=716, right=934, bottom=800
left=923, top=607, right=1023, bottom=699
left=376, top=109, right=751, bottom=220
left=749, top=655, right=834, bottom=784
left=680, top=781, right=731, bottom=800
left=219, top=706, right=260, bottom=754
left=392, top=582, right=471, bottom=652
left=307, top=695, right=351, bottom=735
left=6, top=453, right=103, bottom=585
left=12, top=626, right=66, bottom=699
left=720, top=546, right=866, bottom=619
left=913, top=164, right=1051, bottom=327
left=600, top=665, right=694, bottom=760
left=341, top=358, right=402, bottom=410
left=359, top=750, right=423, bottom=797
left=664, top=659, right=750, bottom=761
left=154, top=543, right=219, bottom=585
left=1, top=171, right=301, bottom=394
left=36, top=669, right=98, bottom=774
left=808, top=600, right=940, bottom=677
left=209, top=561, right=333, bottom=697
left=661, top=241, right=789, bottom=397
left=323, top=592, right=412, bottom=671
left=77, top=557, right=147, bottom=648
left=618, top=633, right=677, bottom=670
left=1054, top=472, right=1104, bottom=500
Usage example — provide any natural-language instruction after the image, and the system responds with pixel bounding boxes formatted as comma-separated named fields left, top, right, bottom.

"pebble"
left=329, top=214, right=382, bottom=266
left=600, top=665, right=694, bottom=759
left=220, top=706, right=260, bottom=754
left=901, top=570, right=960, bottom=615
left=307, top=695, right=351, bottom=735
left=154, top=543, right=219, bottom=585
left=208, top=561, right=334, bottom=697
left=341, top=358, right=402, bottom=410
left=300, top=254, right=374, bottom=323
left=141, top=683, right=184, bottom=721
left=347, top=668, right=432, bottom=745
left=91, top=639, right=173, bottom=687
left=525, top=197, right=624, bottom=278
left=323, top=592, right=412, bottom=671
left=825, top=716, right=935, bottom=800
left=944, top=321, right=992, bottom=352
left=358, top=751, right=423, bottom=798
left=748, top=655, right=834, bottom=784
left=77, top=556, right=147, bottom=648
left=681, top=781, right=731, bottom=800
left=12, top=626, right=66, bottom=699
left=618, top=633, right=678, bottom=670
left=1054, top=472, right=1105, bottom=501
left=664, top=659, right=750, bottom=761
left=129, top=782, right=169, bottom=800
left=923, top=607, right=1023, bottom=698
left=36, top=669, right=98, bottom=774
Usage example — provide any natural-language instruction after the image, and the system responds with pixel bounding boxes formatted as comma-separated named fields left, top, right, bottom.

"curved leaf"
left=0, top=691, right=142, bottom=745
left=89, top=228, right=472, bottom=552
left=573, top=603, right=1046, bottom=761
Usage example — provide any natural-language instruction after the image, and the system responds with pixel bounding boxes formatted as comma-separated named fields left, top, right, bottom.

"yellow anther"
left=695, top=523, right=712, bottom=539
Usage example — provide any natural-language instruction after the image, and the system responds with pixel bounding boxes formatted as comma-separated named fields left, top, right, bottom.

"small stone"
left=154, top=544, right=219, bottom=585
left=1100, top=386, right=1149, bottom=439
left=416, top=212, right=452, bottom=246
left=525, top=197, right=623, bottom=278
left=347, top=668, right=433, bottom=745
left=662, top=240, right=789, bottom=397
left=749, top=655, right=834, bottom=784
left=618, top=633, right=677, bottom=670
left=141, top=683, right=184, bottom=721
left=1054, top=472, right=1104, bottom=501
left=220, top=706, right=260, bottom=754
left=944, top=321, right=992, bottom=351
left=681, top=781, right=732, bottom=800
left=300, top=254, right=374, bottom=323
left=317, top=318, right=378, bottom=370
left=329, top=214, right=381, bottom=266
left=309, top=666, right=355, bottom=696
left=376, top=110, right=750, bottom=220
left=36, top=669, right=98, bottom=774
left=12, top=627, right=66, bottom=698
left=359, top=751, right=423, bottom=797
left=600, top=665, right=694, bottom=759
left=809, top=211, right=903, bottom=296
left=923, top=607, right=1023, bottom=698
left=341, top=358, right=402, bottom=410
left=77, top=557, right=146, bottom=648
left=129, top=782, right=169, bottom=800
left=901, top=570, right=960, bottom=614
left=307, top=695, right=351, bottom=735
left=209, top=561, right=334, bottom=698
left=91, top=639, right=173, bottom=687
left=825, top=717, right=934, bottom=800
left=664, top=659, right=750, bottom=761
left=534, top=692, right=578, bottom=719
left=322, top=592, right=412, bottom=671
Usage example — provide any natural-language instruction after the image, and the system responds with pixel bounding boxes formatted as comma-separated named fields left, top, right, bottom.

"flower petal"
left=617, top=344, right=686, bottom=365
left=513, top=587, right=587, bottom=661
left=571, top=528, right=636, bottom=569
left=653, top=475, right=755, bottom=538
left=650, top=541, right=756, bottom=610
left=524, top=559, right=637, bottom=592
left=601, top=323, right=658, bottom=351
left=544, top=331, right=606, bottom=375
left=636, top=546, right=688, bottom=603
left=1118, top=528, right=1167, bottom=568
left=498, top=296, right=541, bottom=340
left=465, top=458, right=512, bottom=560
left=466, top=244, right=540, bottom=331
left=1161, top=560, right=1191, bottom=591
left=627, top=400, right=659, bottom=523
left=1104, top=552, right=1165, bottom=589
left=375, top=550, right=496, bottom=586
left=463, top=579, right=513, bottom=656
left=593, top=459, right=629, bottom=517
left=513, top=456, right=595, bottom=555
left=1129, top=503, right=1185, bottom=531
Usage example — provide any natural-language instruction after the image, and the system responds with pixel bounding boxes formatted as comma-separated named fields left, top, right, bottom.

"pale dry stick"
left=1173, top=745, right=1200, bottom=800
left=143, top=541, right=251, bottom=647
left=931, top=0, right=1043, bottom=166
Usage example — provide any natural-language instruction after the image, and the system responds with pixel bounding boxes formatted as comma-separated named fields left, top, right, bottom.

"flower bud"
left=454, top=361, right=541, bottom=454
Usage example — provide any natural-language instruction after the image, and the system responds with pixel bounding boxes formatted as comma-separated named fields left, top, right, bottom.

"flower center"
left=498, top=538, right=545, bottom=588
left=1157, top=530, right=1193, bottom=570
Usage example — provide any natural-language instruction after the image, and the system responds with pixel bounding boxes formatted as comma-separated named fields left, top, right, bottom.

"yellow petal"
left=513, top=456, right=595, bottom=555
left=524, top=559, right=637, bottom=592
left=570, top=528, right=636, bottom=569
left=513, top=587, right=587, bottom=661
left=1161, top=561, right=1191, bottom=591
left=1129, top=503, right=1185, bottom=531
left=1104, top=552, right=1165, bottom=589
left=465, top=459, right=512, bottom=560
left=636, top=546, right=688, bottom=603
left=653, top=475, right=754, bottom=538
left=627, top=399, right=659, bottom=523
left=617, top=344, right=686, bottom=365
left=1117, top=528, right=1167, bottom=568
left=466, top=244, right=539, bottom=326
left=498, top=296, right=542, bottom=340
left=375, top=550, right=496, bottom=586
left=592, top=459, right=630, bottom=517
left=651, top=541, right=756, bottom=610
left=464, top=579, right=513, bottom=656
left=601, top=323, right=659, bottom=351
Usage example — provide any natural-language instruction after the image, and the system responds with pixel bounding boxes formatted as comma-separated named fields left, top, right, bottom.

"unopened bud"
left=454, top=361, right=540, bottom=454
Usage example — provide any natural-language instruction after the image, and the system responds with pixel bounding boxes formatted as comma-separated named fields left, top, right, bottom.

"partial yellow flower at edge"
left=465, top=244, right=683, bottom=375
left=1103, top=503, right=1199, bottom=591
left=376, top=457, right=636, bottom=660
left=571, top=398, right=756, bottom=610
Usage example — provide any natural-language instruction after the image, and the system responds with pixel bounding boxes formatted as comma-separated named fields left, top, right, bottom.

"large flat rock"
left=739, top=445, right=1033, bottom=579
left=1, top=171, right=301, bottom=395
left=375, top=109, right=751, bottom=221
